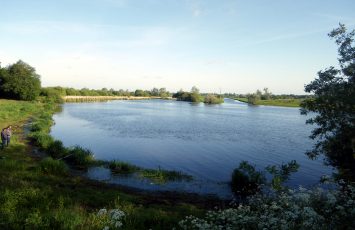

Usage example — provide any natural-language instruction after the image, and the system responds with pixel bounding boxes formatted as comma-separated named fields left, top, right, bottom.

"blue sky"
left=0, top=0, right=354, bottom=94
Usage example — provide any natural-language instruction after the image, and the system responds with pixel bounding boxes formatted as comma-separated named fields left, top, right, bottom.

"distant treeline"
left=0, top=60, right=309, bottom=106
left=41, top=86, right=172, bottom=98
left=224, top=93, right=311, bottom=100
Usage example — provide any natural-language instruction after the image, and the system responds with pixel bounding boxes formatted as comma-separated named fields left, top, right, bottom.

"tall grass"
left=65, top=146, right=95, bottom=168
left=39, top=157, right=68, bottom=175
left=139, top=167, right=193, bottom=184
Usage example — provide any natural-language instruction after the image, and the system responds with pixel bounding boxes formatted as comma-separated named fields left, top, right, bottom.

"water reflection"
left=51, top=99, right=333, bottom=197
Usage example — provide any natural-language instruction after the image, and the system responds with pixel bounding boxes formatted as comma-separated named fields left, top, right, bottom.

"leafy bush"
left=173, top=88, right=202, bottom=103
left=39, top=157, right=68, bottom=175
left=231, top=161, right=266, bottom=196
left=179, top=184, right=355, bottom=230
left=204, top=94, right=224, bottom=104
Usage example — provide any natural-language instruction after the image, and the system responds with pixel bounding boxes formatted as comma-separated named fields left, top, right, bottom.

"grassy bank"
left=0, top=99, right=221, bottom=229
left=236, top=98, right=302, bottom=107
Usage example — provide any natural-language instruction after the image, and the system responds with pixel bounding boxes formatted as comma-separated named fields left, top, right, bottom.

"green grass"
left=39, top=157, right=69, bottom=175
left=0, top=99, right=210, bottom=229
left=235, top=97, right=248, bottom=103
left=236, top=98, right=302, bottom=107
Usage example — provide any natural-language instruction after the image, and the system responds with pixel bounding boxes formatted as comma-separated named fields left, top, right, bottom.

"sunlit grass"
left=235, top=97, right=302, bottom=107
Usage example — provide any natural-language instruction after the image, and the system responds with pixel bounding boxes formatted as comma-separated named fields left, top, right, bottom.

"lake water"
left=51, top=99, right=332, bottom=198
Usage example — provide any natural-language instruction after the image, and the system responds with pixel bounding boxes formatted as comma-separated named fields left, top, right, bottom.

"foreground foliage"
left=301, top=24, right=355, bottom=181
left=179, top=184, right=355, bottom=230
left=231, top=161, right=299, bottom=196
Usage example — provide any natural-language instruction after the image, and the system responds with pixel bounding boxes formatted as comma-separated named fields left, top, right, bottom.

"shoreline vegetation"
left=232, top=88, right=309, bottom=107
left=235, top=97, right=303, bottom=107
left=173, top=86, right=224, bottom=104
left=63, top=95, right=172, bottom=102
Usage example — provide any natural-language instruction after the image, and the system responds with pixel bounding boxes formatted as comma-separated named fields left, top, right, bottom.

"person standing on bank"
left=1, top=128, right=7, bottom=149
left=5, top=126, right=12, bottom=147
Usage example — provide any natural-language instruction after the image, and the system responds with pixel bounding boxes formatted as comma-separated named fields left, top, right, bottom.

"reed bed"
left=63, top=96, right=162, bottom=102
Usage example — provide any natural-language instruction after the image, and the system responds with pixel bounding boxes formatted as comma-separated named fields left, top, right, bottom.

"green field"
left=0, top=99, right=219, bottom=229
left=235, top=98, right=302, bottom=107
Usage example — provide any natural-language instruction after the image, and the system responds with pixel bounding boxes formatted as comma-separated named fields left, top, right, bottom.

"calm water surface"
left=51, top=99, right=332, bottom=198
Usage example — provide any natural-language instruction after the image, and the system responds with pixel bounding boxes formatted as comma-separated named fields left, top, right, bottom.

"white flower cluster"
left=179, top=184, right=355, bottom=229
left=97, top=208, right=125, bottom=229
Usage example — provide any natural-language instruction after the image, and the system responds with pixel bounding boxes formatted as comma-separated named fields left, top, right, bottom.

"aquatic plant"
left=109, top=161, right=140, bottom=174
left=139, top=167, right=193, bottom=184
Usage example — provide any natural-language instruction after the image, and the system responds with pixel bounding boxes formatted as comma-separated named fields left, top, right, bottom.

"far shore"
left=63, top=95, right=174, bottom=102
left=235, top=98, right=302, bottom=107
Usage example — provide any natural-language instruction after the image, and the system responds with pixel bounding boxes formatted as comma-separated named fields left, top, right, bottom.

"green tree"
left=158, top=88, right=169, bottom=97
left=0, top=60, right=41, bottom=100
left=301, top=24, right=355, bottom=181
left=150, top=87, right=159, bottom=96
left=261, top=87, right=272, bottom=100
left=134, top=89, right=145, bottom=96
left=191, top=86, right=199, bottom=94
